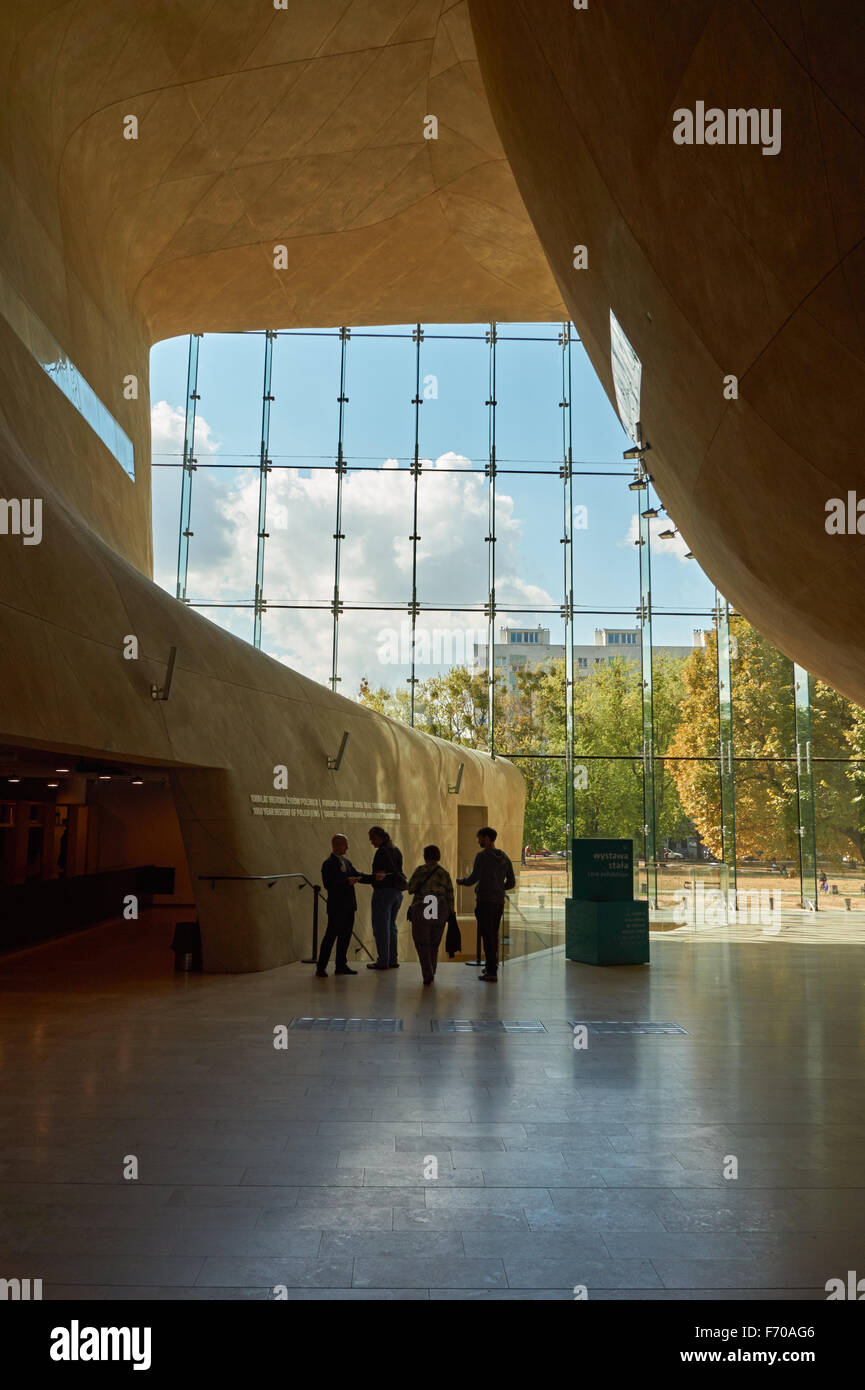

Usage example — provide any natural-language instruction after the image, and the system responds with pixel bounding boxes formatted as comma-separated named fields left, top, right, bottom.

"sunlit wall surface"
left=150, top=325, right=865, bottom=930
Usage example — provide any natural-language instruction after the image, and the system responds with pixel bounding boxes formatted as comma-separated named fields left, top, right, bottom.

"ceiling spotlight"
left=623, top=441, right=651, bottom=460
left=47, top=781, right=59, bottom=788
left=131, top=778, right=144, bottom=786
left=55, top=766, right=70, bottom=774
left=658, top=528, right=677, bottom=540
left=98, top=773, right=112, bottom=781
left=8, top=776, right=20, bottom=783
left=641, top=507, right=659, bottom=519
left=685, top=551, right=694, bottom=559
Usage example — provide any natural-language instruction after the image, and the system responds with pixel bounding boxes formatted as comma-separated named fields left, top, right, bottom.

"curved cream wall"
left=0, top=0, right=530, bottom=970
left=467, top=0, right=865, bottom=706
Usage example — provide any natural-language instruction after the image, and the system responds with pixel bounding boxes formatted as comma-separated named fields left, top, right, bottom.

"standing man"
left=315, top=834, right=360, bottom=977
left=358, top=826, right=405, bottom=970
left=457, top=826, right=515, bottom=983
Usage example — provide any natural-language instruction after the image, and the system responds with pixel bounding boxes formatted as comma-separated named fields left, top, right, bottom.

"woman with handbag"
left=407, top=846, right=455, bottom=986
left=359, top=826, right=407, bottom=970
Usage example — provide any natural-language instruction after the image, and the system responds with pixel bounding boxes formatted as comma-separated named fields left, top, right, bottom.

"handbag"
left=445, top=911, right=462, bottom=957
left=408, top=861, right=450, bottom=928
left=403, top=861, right=436, bottom=917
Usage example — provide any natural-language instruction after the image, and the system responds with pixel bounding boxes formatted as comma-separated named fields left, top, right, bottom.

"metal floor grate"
left=287, top=1017, right=403, bottom=1032
left=431, top=1019, right=547, bottom=1033
left=569, top=1020, right=688, bottom=1034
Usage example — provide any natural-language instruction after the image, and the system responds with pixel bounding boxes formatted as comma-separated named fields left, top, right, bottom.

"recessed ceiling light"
left=8, top=776, right=20, bottom=783
left=47, top=781, right=59, bottom=788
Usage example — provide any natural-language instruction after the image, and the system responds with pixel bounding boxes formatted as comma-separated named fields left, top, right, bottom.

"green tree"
left=667, top=622, right=865, bottom=860
left=357, top=652, right=692, bottom=854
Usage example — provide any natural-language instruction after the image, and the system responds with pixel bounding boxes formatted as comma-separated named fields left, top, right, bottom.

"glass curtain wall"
left=150, top=325, right=865, bottom=932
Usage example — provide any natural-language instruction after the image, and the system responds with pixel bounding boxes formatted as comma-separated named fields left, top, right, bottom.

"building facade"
left=474, top=626, right=695, bottom=687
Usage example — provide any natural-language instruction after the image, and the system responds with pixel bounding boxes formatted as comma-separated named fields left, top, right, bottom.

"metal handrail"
left=199, top=871, right=319, bottom=890
left=196, top=871, right=374, bottom=965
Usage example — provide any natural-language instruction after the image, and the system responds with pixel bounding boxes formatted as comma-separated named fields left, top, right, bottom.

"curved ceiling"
left=468, top=0, right=865, bottom=706
left=2, top=0, right=564, bottom=338
left=2, top=0, right=864, bottom=706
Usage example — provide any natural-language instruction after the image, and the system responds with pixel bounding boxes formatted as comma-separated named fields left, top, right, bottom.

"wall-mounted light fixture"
left=151, top=646, right=178, bottom=701
left=327, top=731, right=350, bottom=771
left=623, top=440, right=651, bottom=460
left=448, top=761, right=465, bottom=795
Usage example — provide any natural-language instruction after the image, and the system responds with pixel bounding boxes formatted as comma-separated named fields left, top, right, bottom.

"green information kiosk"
left=565, top=838, right=649, bottom=965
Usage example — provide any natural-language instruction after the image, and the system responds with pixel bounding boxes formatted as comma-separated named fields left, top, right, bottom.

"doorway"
left=456, top=803, right=487, bottom=917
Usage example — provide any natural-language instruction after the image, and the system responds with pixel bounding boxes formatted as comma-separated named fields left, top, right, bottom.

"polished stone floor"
left=1, top=913, right=864, bottom=1300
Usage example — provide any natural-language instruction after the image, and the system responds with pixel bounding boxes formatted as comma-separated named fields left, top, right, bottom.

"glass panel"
left=151, top=464, right=183, bottom=593
left=269, top=331, right=342, bottom=469
left=812, top=755, right=865, bottom=907
left=573, top=477, right=640, bottom=612
left=0, top=263, right=135, bottom=478
left=571, top=615, right=643, bottom=756
left=258, top=607, right=333, bottom=688
left=656, top=757, right=724, bottom=923
left=495, top=338, right=564, bottom=470
left=793, top=663, right=817, bottom=907
left=185, top=463, right=258, bottom=604
left=417, top=331, right=489, bottom=468
left=808, top=671, right=862, bottom=761
left=729, top=616, right=796, bottom=755
left=503, top=759, right=567, bottom=962
left=262, top=466, right=338, bottom=606
left=338, top=465, right=414, bottom=604
left=188, top=605, right=254, bottom=646
left=496, top=473, right=565, bottom=607
left=342, top=329, right=417, bottom=466
left=148, top=324, right=865, bottom=949
left=733, top=758, right=802, bottom=913
left=195, top=333, right=265, bottom=466
left=643, top=478, right=717, bottom=612
left=415, top=462, right=488, bottom=608
left=572, top=757, right=644, bottom=898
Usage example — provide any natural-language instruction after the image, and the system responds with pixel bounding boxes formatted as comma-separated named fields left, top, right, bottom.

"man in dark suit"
left=315, top=834, right=361, bottom=977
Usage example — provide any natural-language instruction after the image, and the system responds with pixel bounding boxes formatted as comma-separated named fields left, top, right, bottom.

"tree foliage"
left=357, top=625, right=865, bottom=863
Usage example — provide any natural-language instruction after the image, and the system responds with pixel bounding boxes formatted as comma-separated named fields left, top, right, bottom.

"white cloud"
left=151, top=412, right=557, bottom=692
left=150, top=400, right=222, bottom=458
left=622, top=512, right=691, bottom=561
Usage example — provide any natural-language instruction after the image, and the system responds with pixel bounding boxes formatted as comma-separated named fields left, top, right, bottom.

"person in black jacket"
left=315, top=834, right=361, bottom=977
left=457, top=826, right=516, bottom=983
left=357, top=826, right=404, bottom=970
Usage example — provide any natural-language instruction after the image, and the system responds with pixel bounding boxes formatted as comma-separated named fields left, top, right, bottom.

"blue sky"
left=149, top=324, right=719, bottom=690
